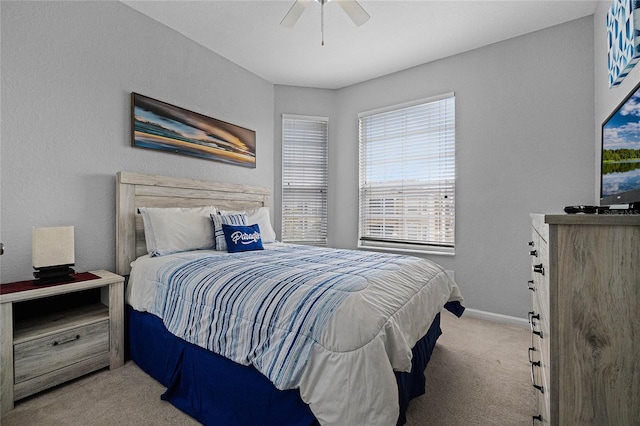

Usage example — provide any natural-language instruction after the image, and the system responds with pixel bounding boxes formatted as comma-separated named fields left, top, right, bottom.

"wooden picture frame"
left=131, top=93, right=256, bottom=168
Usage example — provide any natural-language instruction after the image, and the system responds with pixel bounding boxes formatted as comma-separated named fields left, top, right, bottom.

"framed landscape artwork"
left=131, top=93, right=256, bottom=168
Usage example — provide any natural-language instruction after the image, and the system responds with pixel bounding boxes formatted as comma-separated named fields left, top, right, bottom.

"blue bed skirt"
left=127, top=302, right=463, bottom=425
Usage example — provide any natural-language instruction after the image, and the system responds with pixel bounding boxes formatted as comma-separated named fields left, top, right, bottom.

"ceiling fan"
left=280, top=0, right=370, bottom=45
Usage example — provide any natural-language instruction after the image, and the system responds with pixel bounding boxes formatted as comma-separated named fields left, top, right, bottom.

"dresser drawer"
left=530, top=332, right=550, bottom=424
left=534, top=386, right=550, bottom=425
left=530, top=216, right=551, bottom=424
left=14, top=320, right=109, bottom=384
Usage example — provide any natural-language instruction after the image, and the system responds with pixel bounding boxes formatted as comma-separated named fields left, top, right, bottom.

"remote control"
left=564, top=205, right=598, bottom=214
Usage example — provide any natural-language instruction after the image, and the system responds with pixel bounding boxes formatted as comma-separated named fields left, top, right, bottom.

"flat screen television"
left=600, top=80, right=640, bottom=206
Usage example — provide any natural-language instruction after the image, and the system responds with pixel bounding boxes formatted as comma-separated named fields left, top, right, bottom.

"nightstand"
left=0, top=270, right=124, bottom=413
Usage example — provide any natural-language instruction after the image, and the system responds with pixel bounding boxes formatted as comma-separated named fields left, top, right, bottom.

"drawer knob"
left=527, top=280, right=535, bottom=291
left=528, top=241, right=534, bottom=246
left=529, top=250, right=537, bottom=257
left=52, top=334, right=81, bottom=346
left=533, top=415, right=543, bottom=424
left=530, top=363, right=544, bottom=394
left=529, top=315, right=543, bottom=338
left=533, top=264, right=544, bottom=275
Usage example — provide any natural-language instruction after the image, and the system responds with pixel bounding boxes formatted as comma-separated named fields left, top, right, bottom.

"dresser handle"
left=530, top=363, right=544, bottom=394
left=528, top=311, right=540, bottom=323
left=527, top=280, right=535, bottom=291
left=528, top=241, right=534, bottom=246
left=52, top=334, right=81, bottom=346
left=532, top=414, right=543, bottom=424
left=528, top=347, right=537, bottom=364
left=529, top=317, right=543, bottom=338
left=533, top=264, right=544, bottom=275
left=529, top=250, right=538, bottom=257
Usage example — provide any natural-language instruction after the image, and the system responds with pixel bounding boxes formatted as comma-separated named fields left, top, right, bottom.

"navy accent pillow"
left=222, top=223, right=264, bottom=253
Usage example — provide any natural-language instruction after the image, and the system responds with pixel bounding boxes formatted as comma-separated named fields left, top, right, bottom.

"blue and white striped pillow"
left=210, top=213, right=247, bottom=251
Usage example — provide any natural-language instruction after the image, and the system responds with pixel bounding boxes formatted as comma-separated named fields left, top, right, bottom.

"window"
left=282, top=115, right=328, bottom=245
left=358, top=93, right=455, bottom=254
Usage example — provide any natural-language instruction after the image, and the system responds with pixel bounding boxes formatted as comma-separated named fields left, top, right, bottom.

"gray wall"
left=1, top=2, right=607, bottom=320
left=275, top=17, right=595, bottom=318
left=0, top=1, right=274, bottom=283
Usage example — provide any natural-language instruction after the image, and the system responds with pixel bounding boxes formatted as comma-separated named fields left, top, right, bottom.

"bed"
left=116, top=171, right=464, bottom=426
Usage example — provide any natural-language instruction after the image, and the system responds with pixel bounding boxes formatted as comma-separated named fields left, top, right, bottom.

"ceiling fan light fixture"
left=280, top=0, right=370, bottom=42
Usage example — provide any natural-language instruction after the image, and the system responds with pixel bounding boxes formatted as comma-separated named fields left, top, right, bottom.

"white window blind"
left=358, top=94, right=455, bottom=254
left=282, top=115, right=328, bottom=245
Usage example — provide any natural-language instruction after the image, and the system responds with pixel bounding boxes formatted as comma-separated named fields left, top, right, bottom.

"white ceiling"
left=122, top=0, right=598, bottom=89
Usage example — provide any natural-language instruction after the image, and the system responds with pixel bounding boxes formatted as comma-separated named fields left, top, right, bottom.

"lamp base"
left=33, top=265, right=75, bottom=285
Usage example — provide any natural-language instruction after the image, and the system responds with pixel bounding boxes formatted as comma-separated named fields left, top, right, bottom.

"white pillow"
left=220, top=207, right=277, bottom=243
left=139, top=206, right=218, bottom=256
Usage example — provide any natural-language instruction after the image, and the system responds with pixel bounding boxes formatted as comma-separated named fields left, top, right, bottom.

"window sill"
left=357, top=241, right=455, bottom=256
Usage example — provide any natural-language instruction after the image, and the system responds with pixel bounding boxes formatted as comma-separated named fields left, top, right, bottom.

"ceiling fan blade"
left=336, top=0, right=370, bottom=27
left=280, top=0, right=312, bottom=28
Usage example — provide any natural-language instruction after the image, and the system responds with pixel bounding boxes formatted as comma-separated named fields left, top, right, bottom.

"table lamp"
left=32, top=226, right=75, bottom=284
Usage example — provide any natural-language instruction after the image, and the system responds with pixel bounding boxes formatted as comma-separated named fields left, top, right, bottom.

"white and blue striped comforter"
left=127, top=243, right=464, bottom=426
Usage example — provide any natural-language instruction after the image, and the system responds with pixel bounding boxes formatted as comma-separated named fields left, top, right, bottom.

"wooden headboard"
left=116, top=172, right=271, bottom=276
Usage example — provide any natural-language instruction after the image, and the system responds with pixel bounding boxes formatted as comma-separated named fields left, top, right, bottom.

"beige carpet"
left=405, top=313, right=535, bottom=425
left=2, top=313, right=535, bottom=425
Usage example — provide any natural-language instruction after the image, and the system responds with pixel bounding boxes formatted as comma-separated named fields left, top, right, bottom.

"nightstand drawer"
left=14, top=320, right=109, bottom=384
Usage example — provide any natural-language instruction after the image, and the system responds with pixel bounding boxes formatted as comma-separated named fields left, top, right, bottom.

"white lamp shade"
left=32, top=226, right=75, bottom=268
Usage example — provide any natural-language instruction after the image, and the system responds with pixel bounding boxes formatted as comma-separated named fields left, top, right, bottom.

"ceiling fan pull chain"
left=321, top=0, right=325, bottom=46
left=280, top=0, right=370, bottom=45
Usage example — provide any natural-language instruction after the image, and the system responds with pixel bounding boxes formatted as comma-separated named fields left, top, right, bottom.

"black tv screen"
left=600, top=80, right=640, bottom=206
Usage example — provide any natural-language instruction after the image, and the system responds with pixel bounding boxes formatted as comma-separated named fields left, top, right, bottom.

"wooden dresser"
left=528, top=214, right=639, bottom=425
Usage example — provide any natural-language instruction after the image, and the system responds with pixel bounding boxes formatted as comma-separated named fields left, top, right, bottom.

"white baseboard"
left=462, top=308, right=528, bottom=328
